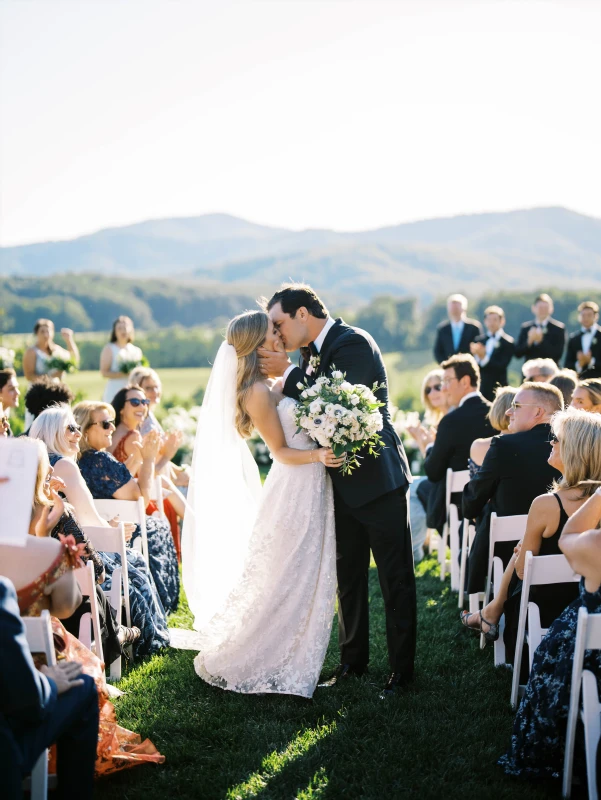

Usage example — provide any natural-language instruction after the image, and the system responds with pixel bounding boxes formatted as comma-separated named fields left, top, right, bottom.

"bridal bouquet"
left=118, top=355, right=149, bottom=374
left=293, top=368, right=385, bottom=475
left=46, top=353, right=78, bottom=374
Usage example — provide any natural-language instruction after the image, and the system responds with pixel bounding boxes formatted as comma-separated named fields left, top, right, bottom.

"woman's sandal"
left=119, top=625, right=141, bottom=646
left=460, top=610, right=499, bottom=643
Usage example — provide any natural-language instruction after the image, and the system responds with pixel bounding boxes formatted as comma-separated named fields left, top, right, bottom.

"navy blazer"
left=283, top=318, right=411, bottom=508
left=433, top=318, right=483, bottom=364
left=0, top=577, right=57, bottom=732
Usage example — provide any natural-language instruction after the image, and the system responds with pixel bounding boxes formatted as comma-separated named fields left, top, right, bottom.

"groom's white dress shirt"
left=283, top=317, right=336, bottom=381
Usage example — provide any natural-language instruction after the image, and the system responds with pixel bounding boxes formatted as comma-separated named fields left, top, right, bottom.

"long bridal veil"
left=181, top=341, right=263, bottom=631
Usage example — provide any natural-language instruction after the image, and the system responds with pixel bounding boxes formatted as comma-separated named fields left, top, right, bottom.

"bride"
left=181, top=309, right=343, bottom=698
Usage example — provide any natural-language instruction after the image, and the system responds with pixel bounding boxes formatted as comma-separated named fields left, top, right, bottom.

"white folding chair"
left=74, top=560, right=104, bottom=663
left=511, top=551, right=580, bottom=708
left=84, top=523, right=131, bottom=679
left=22, top=610, right=57, bottom=798
left=563, top=607, right=601, bottom=799
left=440, top=468, right=470, bottom=590
left=94, top=497, right=149, bottom=565
left=458, top=519, right=475, bottom=609
left=481, top=513, right=529, bottom=663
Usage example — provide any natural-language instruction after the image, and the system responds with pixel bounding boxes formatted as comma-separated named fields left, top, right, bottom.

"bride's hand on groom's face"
left=257, top=348, right=291, bottom=378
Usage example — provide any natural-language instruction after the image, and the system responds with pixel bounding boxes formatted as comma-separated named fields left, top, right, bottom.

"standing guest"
left=433, top=294, right=483, bottom=364
left=564, top=301, right=601, bottom=379
left=550, top=369, right=579, bottom=408
left=0, top=575, right=98, bottom=800
left=22, top=376, right=75, bottom=435
left=100, top=316, right=144, bottom=403
left=463, top=382, right=563, bottom=596
left=470, top=305, right=515, bottom=401
left=522, top=357, right=559, bottom=382
left=498, top=484, right=601, bottom=783
left=570, top=377, right=601, bottom=414
left=23, top=319, right=79, bottom=384
left=418, top=354, right=493, bottom=534
left=0, top=368, right=20, bottom=430
left=514, top=293, right=566, bottom=365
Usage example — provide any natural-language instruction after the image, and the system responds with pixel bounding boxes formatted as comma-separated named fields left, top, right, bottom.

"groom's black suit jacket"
left=283, top=318, right=411, bottom=509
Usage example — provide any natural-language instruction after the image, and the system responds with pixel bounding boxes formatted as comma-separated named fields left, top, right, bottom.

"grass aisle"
left=94, top=559, right=553, bottom=800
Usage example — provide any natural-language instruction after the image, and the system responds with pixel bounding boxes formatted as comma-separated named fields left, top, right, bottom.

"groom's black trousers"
left=334, top=486, right=416, bottom=677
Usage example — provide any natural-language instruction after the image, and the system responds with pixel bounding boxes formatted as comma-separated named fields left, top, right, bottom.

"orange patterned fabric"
left=17, top=544, right=165, bottom=778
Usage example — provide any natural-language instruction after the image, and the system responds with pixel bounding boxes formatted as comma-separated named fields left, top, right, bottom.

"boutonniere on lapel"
left=309, top=355, right=321, bottom=371
left=592, top=338, right=598, bottom=347
left=541, top=325, right=548, bottom=336
left=493, top=340, right=501, bottom=350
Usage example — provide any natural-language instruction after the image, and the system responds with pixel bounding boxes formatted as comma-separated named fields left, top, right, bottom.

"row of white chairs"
left=434, top=468, right=600, bottom=796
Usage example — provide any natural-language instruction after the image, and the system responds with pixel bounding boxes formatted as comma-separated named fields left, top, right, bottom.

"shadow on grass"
left=94, top=559, right=555, bottom=800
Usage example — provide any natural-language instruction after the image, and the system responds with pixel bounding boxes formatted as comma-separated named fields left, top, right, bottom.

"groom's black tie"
left=309, top=341, right=319, bottom=357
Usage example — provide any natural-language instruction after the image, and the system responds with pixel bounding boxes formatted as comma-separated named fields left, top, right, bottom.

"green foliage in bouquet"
left=293, top=367, right=386, bottom=475
left=46, top=353, right=78, bottom=374
left=118, top=355, right=150, bottom=375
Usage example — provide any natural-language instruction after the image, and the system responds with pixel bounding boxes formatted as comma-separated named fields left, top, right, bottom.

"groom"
left=258, top=283, right=416, bottom=697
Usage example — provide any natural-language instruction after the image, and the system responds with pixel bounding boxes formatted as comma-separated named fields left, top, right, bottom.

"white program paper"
left=0, top=437, right=40, bottom=546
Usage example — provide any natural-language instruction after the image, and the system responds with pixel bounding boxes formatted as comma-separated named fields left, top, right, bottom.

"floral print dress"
left=499, top=578, right=601, bottom=782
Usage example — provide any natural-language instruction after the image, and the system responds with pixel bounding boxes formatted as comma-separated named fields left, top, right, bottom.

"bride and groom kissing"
left=181, top=283, right=417, bottom=700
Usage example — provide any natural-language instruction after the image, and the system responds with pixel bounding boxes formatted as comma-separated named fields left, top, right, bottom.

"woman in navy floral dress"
left=74, top=400, right=179, bottom=613
left=499, top=417, right=601, bottom=784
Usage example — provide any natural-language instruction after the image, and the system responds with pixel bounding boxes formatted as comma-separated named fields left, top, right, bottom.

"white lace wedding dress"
left=192, top=397, right=336, bottom=698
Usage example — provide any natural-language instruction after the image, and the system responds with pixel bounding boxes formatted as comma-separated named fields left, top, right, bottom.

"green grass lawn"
left=93, top=558, right=553, bottom=800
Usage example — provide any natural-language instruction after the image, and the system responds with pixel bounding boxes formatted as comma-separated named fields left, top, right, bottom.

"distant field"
left=16, top=351, right=435, bottom=409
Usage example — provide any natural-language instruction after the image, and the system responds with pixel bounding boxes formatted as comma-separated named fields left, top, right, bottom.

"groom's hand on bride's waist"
left=257, top=348, right=292, bottom=378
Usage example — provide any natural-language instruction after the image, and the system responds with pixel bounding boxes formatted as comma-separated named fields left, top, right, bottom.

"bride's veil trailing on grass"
left=181, top=340, right=263, bottom=631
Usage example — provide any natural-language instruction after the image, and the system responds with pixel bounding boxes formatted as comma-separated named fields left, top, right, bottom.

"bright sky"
left=1, top=0, right=600, bottom=246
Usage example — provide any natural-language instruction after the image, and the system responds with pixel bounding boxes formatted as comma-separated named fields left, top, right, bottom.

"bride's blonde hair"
left=227, top=310, right=269, bottom=438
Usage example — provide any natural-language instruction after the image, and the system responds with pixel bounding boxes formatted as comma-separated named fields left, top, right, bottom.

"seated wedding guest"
left=461, top=409, right=597, bottom=664
left=498, top=482, right=601, bottom=783
left=75, top=394, right=180, bottom=610
left=550, top=369, right=579, bottom=408
left=28, top=436, right=138, bottom=661
left=100, top=315, right=144, bottom=403
left=23, top=375, right=75, bottom=435
left=469, top=305, right=515, bottom=401
left=0, top=575, right=98, bottom=800
left=406, top=368, right=452, bottom=456
left=0, top=534, right=165, bottom=777
left=463, top=382, right=563, bottom=596
left=130, top=366, right=188, bottom=487
left=571, top=377, right=601, bottom=414
left=564, top=300, right=601, bottom=379
left=514, top=293, right=566, bottom=366
left=0, top=368, right=20, bottom=431
left=406, top=369, right=452, bottom=562
left=433, top=294, right=482, bottom=364
left=522, top=357, right=559, bottom=382
left=110, top=386, right=187, bottom=560
left=418, top=354, right=493, bottom=533
left=29, top=404, right=171, bottom=653
left=469, top=386, right=518, bottom=475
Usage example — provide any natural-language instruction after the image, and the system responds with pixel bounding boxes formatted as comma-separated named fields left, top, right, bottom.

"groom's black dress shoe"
left=379, top=672, right=414, bottom=700
left=318, top=664, right=367, bottom=688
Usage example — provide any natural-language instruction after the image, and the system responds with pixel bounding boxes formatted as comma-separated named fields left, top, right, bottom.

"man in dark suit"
left=0, top=576, right=98, bottom=799
left=564, top=301, right=601, bottom=380
left=419, top=354, right=494, bottom=533
left=463, top=381, right=564, bottom=597
left=258, top=283, right=415, bottom=698
left=514, top=293, right=566, bottom=365
left=433, top=294, right=483, bottom=364
left=469, top=305, right=515, bottom=401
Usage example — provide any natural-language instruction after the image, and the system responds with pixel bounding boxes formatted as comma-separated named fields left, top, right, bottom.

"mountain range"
left=2, top=206, right=601, bottom=303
